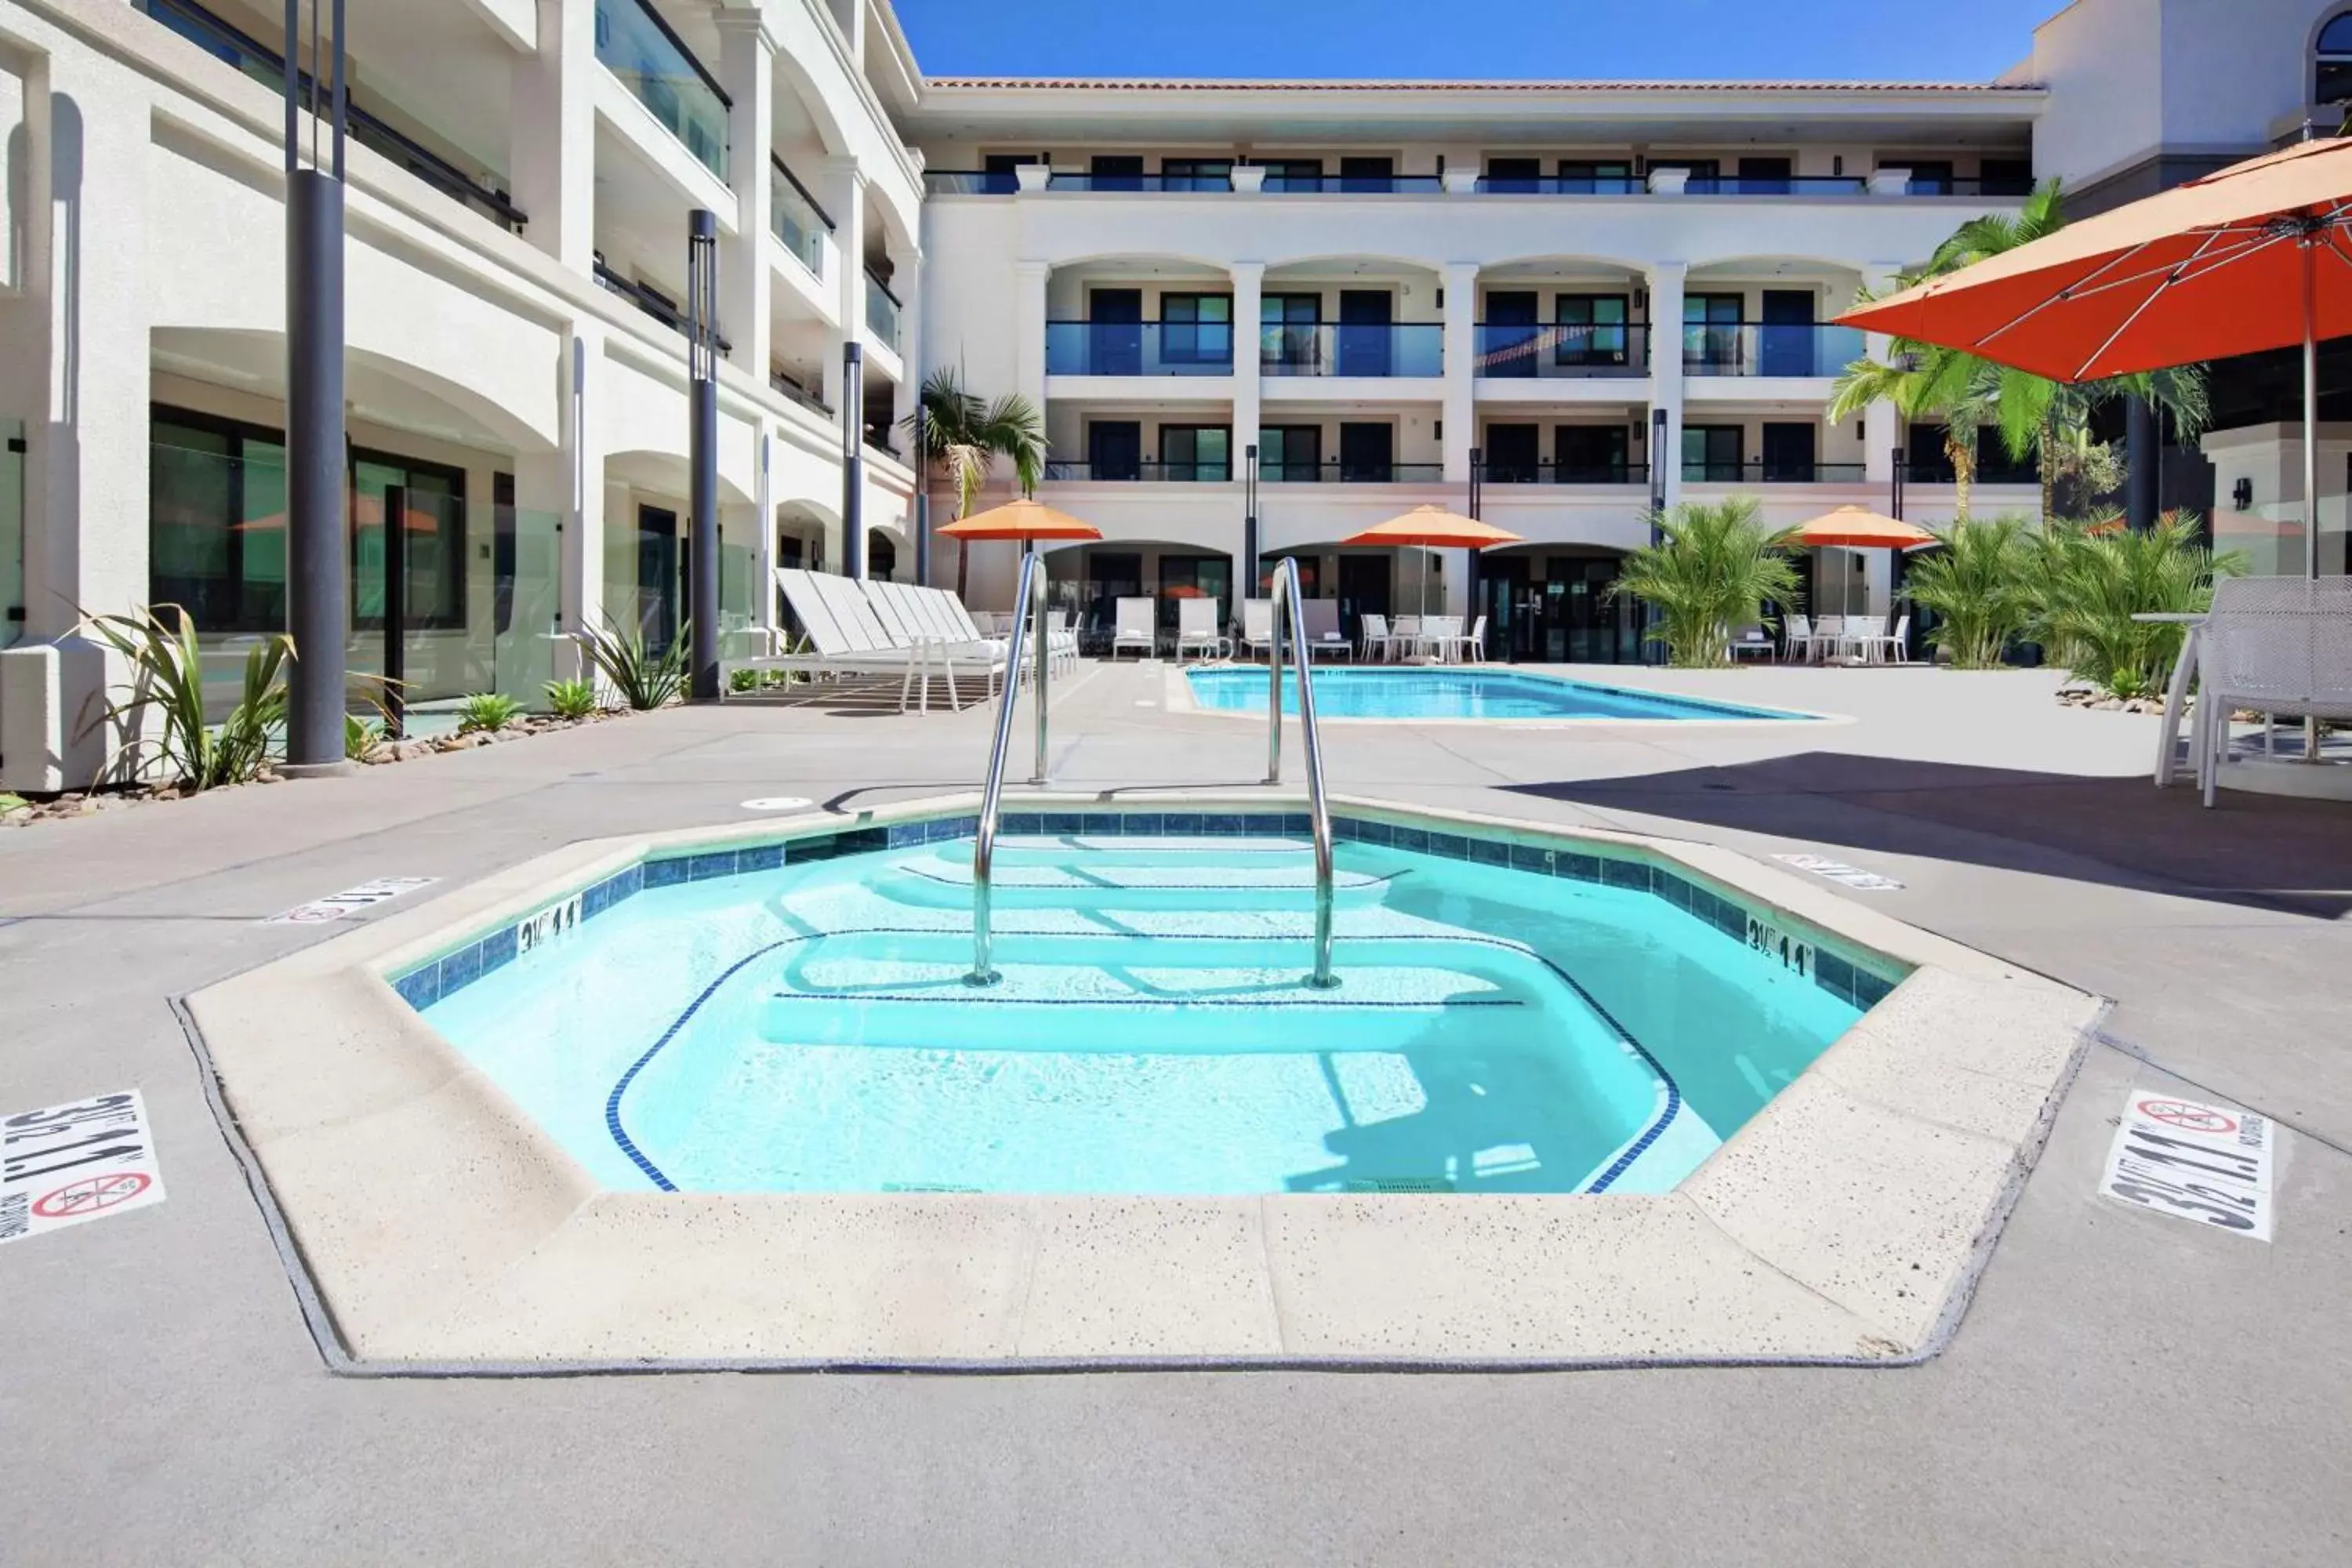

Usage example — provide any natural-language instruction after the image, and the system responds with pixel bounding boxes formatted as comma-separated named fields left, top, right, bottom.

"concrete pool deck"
left=4, top=662, right=2349, bottom=1563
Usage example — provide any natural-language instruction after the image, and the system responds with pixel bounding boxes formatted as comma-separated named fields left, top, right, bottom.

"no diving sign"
left=1, top=1091, right=167, bottom=1247
left=2099, top=1091, right=2275, bottom=1242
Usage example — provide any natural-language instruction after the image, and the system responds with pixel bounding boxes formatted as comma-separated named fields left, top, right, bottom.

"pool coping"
left=1161, top=662, right=1850, bottom=726
left=183, top=789, right=2104, bottom=1374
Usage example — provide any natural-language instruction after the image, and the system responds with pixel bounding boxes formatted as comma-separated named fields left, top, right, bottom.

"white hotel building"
left=0, top=0, right=2341, bottom=786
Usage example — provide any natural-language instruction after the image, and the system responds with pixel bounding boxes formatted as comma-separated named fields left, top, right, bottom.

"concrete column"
left=514, top=325, right=606, bottom=651
left=1442, top=262, right=1479, bottom=483
left=510, top=0, right=595, bottom=273
left=1013, top=260, right=1050, bottom=413
left=1646, top=261, right=1687, bottom=511
left=715, top=12, right=774, bottom=379
left=0, top=52, right=149, bottom=789
left=821, top=158, right=865, bottom=412
left=1860, top=265, right=1901, bottom=486
left=753, top=426, right=778, bottom=636
left=1230, top=261, right=1263, bottom=473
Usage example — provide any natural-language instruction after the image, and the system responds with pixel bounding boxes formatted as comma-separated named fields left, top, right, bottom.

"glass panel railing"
left=1046, top=172, right=1234, bottom=193
left=594, top=0, right=730, bottom=182
left=1263, top=173, right=1445, bottom=194
left=1682, top=460, right=1868, bottom=485
left=1683, top=175, right=1869, bottom=197
left=1259, top=323, right=1444, bottom=378
left=1475, top=323, right=1650, bottom=379
left=1475, top=174, right=1646, bottom=195
left=1261, top=462, right=1446, bottom=484
left=1045, top=321, right=1236, bottom=376
left=1042, top=460, right=1236, bottom=483
left=0, top=419, right=21, bottom=650
left=864, top=272, right=901, bottom=348
left=1682, top=322, right=1866, bottom=376
left=924, top=169, right=1020, bottom=195
left=1477, top=461, right=1650, bottom=485
left=770, top=158, right=831, bottom=279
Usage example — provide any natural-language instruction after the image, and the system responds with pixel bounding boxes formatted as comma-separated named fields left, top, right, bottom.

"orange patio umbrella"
left=1341, top=506, right=1524, bottom=633
left=1783, top=506, right=1938, bottom=619
left=1838, top=137, right=2352, bottom=579
left=935, top=497, right=1102, bottom=545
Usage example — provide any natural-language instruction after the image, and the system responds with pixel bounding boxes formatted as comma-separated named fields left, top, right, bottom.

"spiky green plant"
left=345, top=712, right=386, bottom=760
left=1610, top=498, right=1801, bottom=667
left=76, top=604, right=292, bottom=789
left=2029, top=511, right=2242, bottom=697
left=575, top=619, right=690, bottom=711
left=544, top=677, right=601, bottom=720
left=1903, top=516, right=2036, bottom=670
left=456, top=692, right=526, bottom=734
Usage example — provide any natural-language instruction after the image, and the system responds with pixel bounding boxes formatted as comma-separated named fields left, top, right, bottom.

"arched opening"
left=1041, top=536, right=1236, bottom=653
left=2320, top=12, right=2352, bottom=103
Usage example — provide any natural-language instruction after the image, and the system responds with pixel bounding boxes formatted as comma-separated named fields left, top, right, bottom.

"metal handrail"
left=1265, top=558, right=1340, bottom=989
left=967, top=550, right=1053, bottom=986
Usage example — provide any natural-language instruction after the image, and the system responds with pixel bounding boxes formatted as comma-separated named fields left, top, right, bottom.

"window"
left=1485, top=156, right=1541, bottom=193
left=1557, top=426, right=1630, bottom=483
left=1483, top=423, right=1540, bottom=482
left=2322, top=14, right=2352, bottom=103
left=1980, top=158, right=2034, bottom=196
left=1557, top=159, right=1633, bottom=194
left=1160, top=425, right=1232, bottom=482
left=352, top=450, right=467, bottom=630
left=1161, top=158, right=1233, bottom=191
left=1259, top=426, right=1323, bottom=481
left=150, top=408, right=288, bottom=635
left=1555, top=295, right=1630, bottom=365
left=1261, top=294, right=1322, bottom=373
left=1338, top=156, right=1395, bottom=192
left=1160, top=293, right=1233, bottom=365
left=1734, top=156, right=1792, bottom=194
left=1089, top=154, right=1144, bottom=191
left=1892, top=158, right=1955, bottom=194
left=981, top=151, right=1046, bottom=194
left=1257, top=158, right=1323, bottom=193
left=1682, top=425, right=1744, bottom=482
left=1683, top=294, right=1744, bottom=370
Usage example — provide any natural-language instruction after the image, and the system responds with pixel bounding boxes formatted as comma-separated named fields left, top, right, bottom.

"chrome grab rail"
left=1265, top=558, right=1340, bottom=989
left=967, top=550, right=1052, bottom=985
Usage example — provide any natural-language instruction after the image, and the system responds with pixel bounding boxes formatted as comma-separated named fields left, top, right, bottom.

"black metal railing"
left=1260, top=172, right=1445, bottom=194
left=770, top=372, right=833, bottom=418
left=1904, top=452, right=2041, bottom=485
left=1047, top=172, right=1234, bottom=193
left=133, top=0, right=528, bottom=231
left=1684, top=175, right=1869, bottom=196
left=1261, top=462, right=1446, bottom=484
left=1477, top=461, right=1650, bottom=485
left=1682, top=460, right=1867, bottom=484
left=924, top=169, right=1022, bottom=194
left=595, top=258, right=730, bottom=352
left=1475, top=322, right=1649, bottom=377
left=1044, top=459, right=1236, bottom=482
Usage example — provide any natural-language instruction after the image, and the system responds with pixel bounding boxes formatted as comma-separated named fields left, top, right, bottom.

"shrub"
left=728, top=666, right=761, bottom=694
left=76, top=604, right=291, bottom=789
left=456, top=692, right=526, bottom=734
left=1611, top=498, right=1799, bottom=667
left=2028, top=511, right=2240, bottom=698
left=1906, top=516, right=2036, bottom=669
left=544, top=677, right=601, bottom=720
left=574, top=619, right=691, bottom=711
left=345, top=712, right=387, bottom=760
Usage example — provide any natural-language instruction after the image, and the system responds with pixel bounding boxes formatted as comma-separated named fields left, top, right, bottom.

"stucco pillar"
left=821, top=158, right=866, bottom=415
left=1013, top=260, right=1050, bottom=414
left=753, top=427, right=779, bottom=635
left=1860, top=263, right=1900, bottom=487
left=1230, top=260, right=1263, bottom=479
left=1442, top=262, right=1479, bottom=483
left=510, top=0, right=595, bottom=272
left=715, top=12, right=774, bottom=380
left=516, top=325, right=606, bottom=654
left=0, top=51, right=148, bottom=789
left=1646, top=261, right=1687, bottom=512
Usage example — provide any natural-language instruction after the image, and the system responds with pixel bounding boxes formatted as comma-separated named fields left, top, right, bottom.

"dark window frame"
left=1555, top=293, right=1632, bottom=366
left=1159, top=423, right=1233, bottom=482
left=1160, top=292, right=1235, bottom=366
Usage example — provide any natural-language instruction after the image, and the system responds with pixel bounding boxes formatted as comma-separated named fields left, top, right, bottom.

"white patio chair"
left=1174, top=597, right=1230, bottom=661
left=1392, top=615, right=1424, bottom=660
left=1110, top=596, right=1159, bottom=659
left=1784, top=613, right=1817, bottom=662
left=1813, top=615, right=1846, bottom=663
left=2193, top=575, right=2352, bottom=807
left=1424, top=615, right=1464, bottom=662
left=1237, top=598, right=1276, bottom=660
left=1870, top=614, right=1912, bottom=665
left=1359, top=612, right=1396, bottom=662
left=1730, top=624, right=1775, bottom=662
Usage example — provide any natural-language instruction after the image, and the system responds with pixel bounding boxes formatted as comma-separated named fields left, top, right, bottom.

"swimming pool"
left=1185, top=666, right=1808, bottom=721
left=407, top=810, right=1893, bottom=1200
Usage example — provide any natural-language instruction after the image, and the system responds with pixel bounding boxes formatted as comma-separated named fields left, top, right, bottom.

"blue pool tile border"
left=389, top=806, right=1905, bottom=1020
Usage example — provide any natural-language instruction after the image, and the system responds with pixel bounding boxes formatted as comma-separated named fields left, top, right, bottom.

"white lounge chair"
left=2193, top=575, right=2352, bottom=807
left=1174, top=597, right=1229, bottom=661
left=1110, top=596, right=1158, bottom=659
left=725, top=568, right=1007, bottom=712
left=1237, top=598, right=1275, bottom=661
left=1730, top=624, right=1775, bottom=662
left=1300, top=597, right=1352, bottom=659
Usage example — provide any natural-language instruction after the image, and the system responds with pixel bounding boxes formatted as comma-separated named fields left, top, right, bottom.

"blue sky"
left=890, top=0, right=2063, bottom=83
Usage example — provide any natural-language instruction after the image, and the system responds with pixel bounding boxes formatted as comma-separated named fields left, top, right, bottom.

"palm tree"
left=1829, top=341, right=1995, bottom=520
left=902, top=367, right=1047, bottom=591
left=1610, top=498, right=1801, bottom=667
left=1904, top=515, right=2036, bottom=668
left=2027, top=510, right=2243, bottom=697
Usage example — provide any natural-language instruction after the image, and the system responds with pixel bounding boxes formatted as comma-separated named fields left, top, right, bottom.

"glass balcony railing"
left=1475, top=323, right=1650, bottom=379
left=1046, top=172, right=1235, bottom=194
left=1682, top=322, right=1866, bottom=377
left=132, top=0, right=528, bottom=230
left=594, top=0, right=730, bottom=182
left=1261, top=324, right=1444, bottom=378
left=1682, top=459, right=1867, bottom=484
left=1044, top=459, right=1235, bottom=483
left=770, top=158, right=831, bottom=280
left=1261, top=461, right=1446, bottom=484
left=1045, top=321, right=1236, bottom=376
left=1476, top=461, right=1650, bottom=485
left=864, top=270, right=901, bottom=349
left=1261, top=172, right=1445, bottom=194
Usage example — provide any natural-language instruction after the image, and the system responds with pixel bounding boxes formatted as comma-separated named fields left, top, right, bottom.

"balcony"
left=771, top=158, right=833, bottom=280
left=1683, top=460, right=1867, bottom=484
left=132, top=0, right=528, bottom=231
left=1905, top=452, right=2040, bottom=485
left=1044, top=459, right=1234, bottom=482
left=1475, top=174, right=1648, bottom=195
left=1046, top=321, right=1235, bottom=376
left=595, top=0, right=730, bottom=182
left=1477, top=461, right=1650, bottom=485
left=1682, top=323, right=1867, bottom=378
left=1262, top=324, right=1443, bottom=379
left=1475, top=324, right=1650, bottom=379
left=1047, top=172, right=1235, bottom=194
left=594, top=257, right=728, bottom=351
left=865, top=270, right=901, bottom=350
left=1261, top=461, right=1446, bottom=483
left=1261, top=173, right=1446, bottom=194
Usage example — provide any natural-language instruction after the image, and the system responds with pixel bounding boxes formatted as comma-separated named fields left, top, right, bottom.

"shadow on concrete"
left=1507, top=751, right=2352, bottom=920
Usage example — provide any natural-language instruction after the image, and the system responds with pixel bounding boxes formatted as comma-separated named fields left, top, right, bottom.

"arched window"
left=2318, top=13, right=2352, bottom=103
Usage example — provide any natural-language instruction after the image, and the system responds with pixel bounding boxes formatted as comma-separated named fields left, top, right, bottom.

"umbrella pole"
left=2303, top=241, right=2322, bottom=760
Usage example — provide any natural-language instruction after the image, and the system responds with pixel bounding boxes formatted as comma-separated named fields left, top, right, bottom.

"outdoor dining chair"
left=1359, top=612, right=1396, bottom=662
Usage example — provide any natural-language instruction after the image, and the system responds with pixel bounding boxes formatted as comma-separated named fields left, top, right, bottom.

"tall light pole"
left=281, top=0, right=350, bottom=774
left=686, top=209, right=720, bottom=701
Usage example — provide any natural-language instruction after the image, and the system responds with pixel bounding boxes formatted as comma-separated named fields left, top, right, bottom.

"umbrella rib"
left=1973, top=227, right=2271, bottom=350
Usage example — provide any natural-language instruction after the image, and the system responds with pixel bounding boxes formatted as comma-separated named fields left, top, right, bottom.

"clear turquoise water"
left=1186, top=667, right=1804, bottom=721
left=423, top=836, right=1862, bottom=1196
